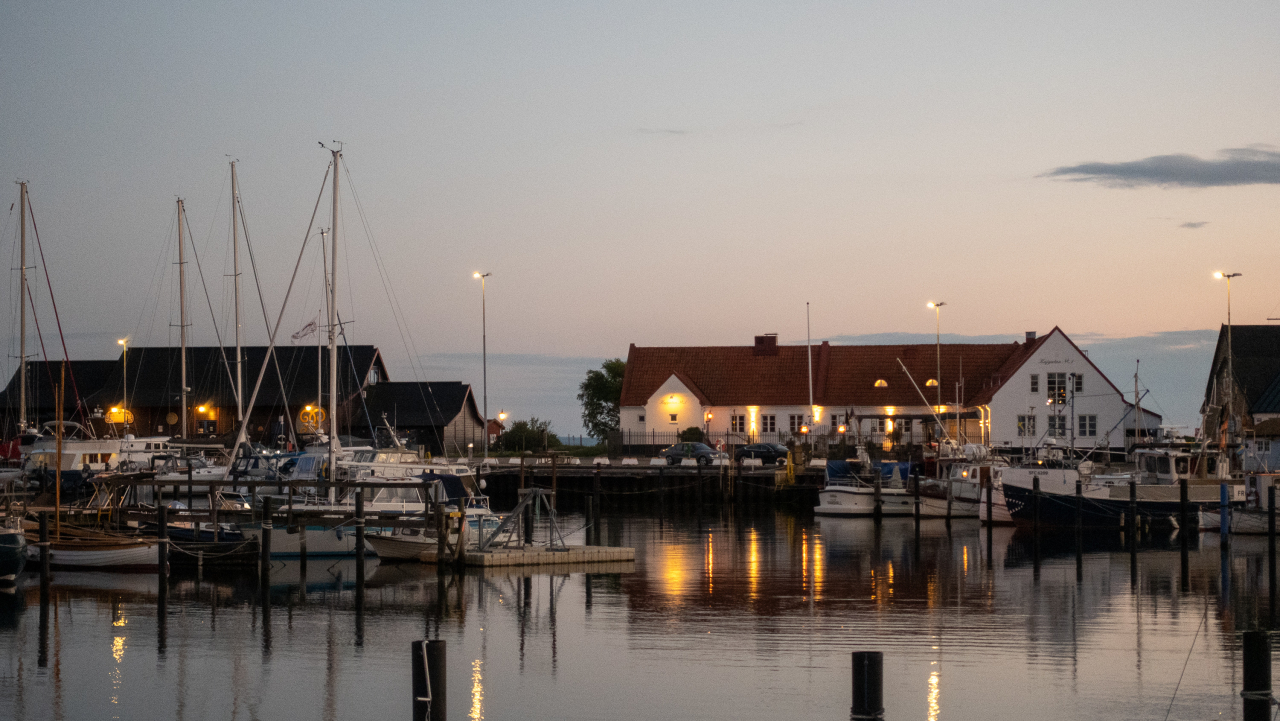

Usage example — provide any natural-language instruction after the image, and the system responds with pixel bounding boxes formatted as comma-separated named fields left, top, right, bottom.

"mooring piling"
left=426, top=639, right=447, bottom=721
left=851, top=651, right=884, bottom=720
left=1242, top=630, right=1272, bottom=721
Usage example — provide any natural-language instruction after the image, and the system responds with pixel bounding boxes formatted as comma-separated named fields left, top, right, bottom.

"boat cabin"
left=1132, top=449, right=1228, bottom=485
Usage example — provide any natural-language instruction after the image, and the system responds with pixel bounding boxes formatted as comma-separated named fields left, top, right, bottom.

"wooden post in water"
left=1075, top=477, right=1083, bottom=531
left=873, top=476, right=882, bottom=523
left=945, top=476, right=954, bottom=521
left=550, top=454, right=558, bottom=512
left=157, top=503, right=168, bottom=583
left=850, top=651, right=884, bottom=720
left=426, top=639, right=447, bottom=721
left=260, top=496, right=272, bottom=575
left=1128, top=479, right=1138, bottom=539
left=355, top=488, right=365, bottom=569
left=1270, top=485, right=1276, bottom=626
left=187, top=465, right=193, bottom=510
left=986, top=479, right=993, bottom=525
left=1032, top=475, right=1041, bottom=533
left=435, top=502, right=448, bottom=559
left=1221, top=482, right=1231, bottom=541
left=1179, top=477, right=1189, bottom=530
left=411, top=641, right=431, bottom=721
left=1242, top=630, right=1272, bottom=721
left=210, top=488, right=219, bottom=543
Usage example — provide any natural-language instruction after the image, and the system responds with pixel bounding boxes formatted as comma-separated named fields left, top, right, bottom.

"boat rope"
left=25, top=197, right=91, bottom=430
left=1162, top=599, right=1207, bottom=721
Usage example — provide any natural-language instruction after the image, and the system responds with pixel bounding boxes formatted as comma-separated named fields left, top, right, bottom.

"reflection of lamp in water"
left=748, top=529, right=760, bottom=600
left=470, top=659, right=485, bottom=721
left=927, top=669, right=941, bottom=721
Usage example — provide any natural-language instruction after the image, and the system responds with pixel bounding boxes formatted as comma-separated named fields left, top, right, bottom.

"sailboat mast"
left=17, top=182, right=27, bottom=431
left=231, top=161, right=243, bottom=422
left=1134, top=361, right=1141, bottom=449
left=178, top=198, right=188, bottom=439
left=328, top=150, right=340, bottom=475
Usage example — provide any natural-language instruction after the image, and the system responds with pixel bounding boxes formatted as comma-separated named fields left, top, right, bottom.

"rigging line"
left=1161, top=599, right=1206, bottom=721
left=182, top=202, right=239, bottom=406
left=24, top=279, right=55, bottom=423
left=226, top=160, right=331, bottom=468
left=235, top=192, right=298, bottom=446
left=25, top=196, right=91, bottom=432
left=341, top=164, right=447, bottom=450
left=335, top=311, right=376, bottom=439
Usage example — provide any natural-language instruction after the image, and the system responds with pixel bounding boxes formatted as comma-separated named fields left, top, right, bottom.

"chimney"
left=1025, top=331, right=1036, bottom=343
left=754, top=334, right=779, bottom=356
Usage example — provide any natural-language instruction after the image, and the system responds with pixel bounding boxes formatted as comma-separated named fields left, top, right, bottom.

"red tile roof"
left=620, top=339, right=1030, bottom=409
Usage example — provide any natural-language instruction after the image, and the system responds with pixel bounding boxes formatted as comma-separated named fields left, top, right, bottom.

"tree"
left=577, top=358, right=625, bottom=440
left=679, top=426, right=704, bottom=442
left=499, top=417, right=561, bottom=452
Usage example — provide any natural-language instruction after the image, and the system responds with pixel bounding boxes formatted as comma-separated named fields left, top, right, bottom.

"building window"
left=198, top=419, right=217, bottom=434
left=1017, top=414, right=1036, bottom=437
left=898, top=419, right=912, bottom=435
left=1078, top=414, right=1097, bottom=437
left=731, top=415, right=746, bottom=433
left=1073, top=373, right=1083, bottom=393
left=1258, top=439, right=1272, bottom=454
left=874, top=379, right=888, bottom=388
left=1030, top=374, right=1039, bottom=393
left=368, top=367, right=381, bottom=385
left=871, top=418, right=886, bottom=433
left=1047, top=373, right=1067, bottom=404
left=761, top=415, right=776, bottom=433
left=1047, top=415, right=1067, bottom=437
left=638, top=414, right=645, bottom=423
left=789, top=414, right=804, bottom=432
left=669, top=413, right=678, bottom=423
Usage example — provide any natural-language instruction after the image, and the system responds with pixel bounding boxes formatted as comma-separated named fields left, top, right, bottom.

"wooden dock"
left=415, top=544, right=635, bottom=567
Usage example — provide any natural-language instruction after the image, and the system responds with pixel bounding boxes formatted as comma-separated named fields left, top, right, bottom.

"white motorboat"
left=815, top=460, right=915, bottom=517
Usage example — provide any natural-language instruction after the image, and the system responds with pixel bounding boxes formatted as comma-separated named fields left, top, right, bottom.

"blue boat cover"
left=826, top=460, right=855, bottom=482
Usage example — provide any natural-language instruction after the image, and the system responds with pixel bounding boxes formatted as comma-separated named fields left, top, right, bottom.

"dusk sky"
left=3, top=2, right=1279, bottom=433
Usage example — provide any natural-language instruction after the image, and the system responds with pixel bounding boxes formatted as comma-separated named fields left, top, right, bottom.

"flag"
left=291, top=320, right=318, bottom=342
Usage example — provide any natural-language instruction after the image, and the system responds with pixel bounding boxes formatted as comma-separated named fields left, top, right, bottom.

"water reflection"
left=0, top=510, right=1277, bottom=720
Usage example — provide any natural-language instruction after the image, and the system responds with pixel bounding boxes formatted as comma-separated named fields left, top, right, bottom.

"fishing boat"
left=815, top=460, right=915, bottom=517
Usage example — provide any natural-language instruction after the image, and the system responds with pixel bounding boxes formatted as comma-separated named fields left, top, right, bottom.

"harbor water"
left=0, top=508, right=1270, bottom=720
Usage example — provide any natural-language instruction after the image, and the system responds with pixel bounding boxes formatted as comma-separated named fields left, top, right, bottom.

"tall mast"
left=178, top=198, right=188, bottom=439
left=231, top=161, right=243, bottom=422
left=1134, top=361, right=1141, bottom=448
left=806, top=302, right=813, bottom=424
left=17, top=182, right=27, bottom=431
left=328, top=149, right=340, bottom=476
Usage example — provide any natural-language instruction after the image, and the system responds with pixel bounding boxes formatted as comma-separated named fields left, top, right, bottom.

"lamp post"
left=927, top=302, right=946, bottom=445
left=117, top=338, right=128, bottom=433
left=473, top=272, right=491, bottom=461
left=1215, top=272, right=1242, bottom=445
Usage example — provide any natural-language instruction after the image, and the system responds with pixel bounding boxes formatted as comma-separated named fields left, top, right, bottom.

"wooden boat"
left=365, top=532, right=436, bottom=561
left=24, top=525, right=159, bottom=571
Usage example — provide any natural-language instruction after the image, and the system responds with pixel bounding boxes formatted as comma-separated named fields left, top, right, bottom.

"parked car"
left=734, top=443, right=790, bottom=465
left=658, top=442, right=725, bottom=466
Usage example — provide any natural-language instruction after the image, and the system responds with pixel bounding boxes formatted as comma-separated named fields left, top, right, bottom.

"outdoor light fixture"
left=498, top=410, right=507, bottom=421
left=800, top=425, right=809, bottom=434
left=838, top=425, right=847, bottom=434
left=197, top=405, right=207, bottom=413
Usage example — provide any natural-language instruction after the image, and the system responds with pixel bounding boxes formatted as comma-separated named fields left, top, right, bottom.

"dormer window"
left=874, top=379, right=888, bottom=388
left=925, top=379, right=938, bottom=387
left=368, top=367, right=381, bottom=385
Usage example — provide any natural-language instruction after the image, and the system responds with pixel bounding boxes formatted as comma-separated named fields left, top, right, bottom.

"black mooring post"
left=1270, top=486, right=1277, bottom=628
left=1243, top=630, right=1272, bottom=721
left=873, top=477, right=883, bottom=523
left=355, top=489, right=365, bottom=646
left=1179, top=477, right=1189, bottom=531
left=1032, top=475, right=1041, bottom=534
left=593, top=466, right=603, bottom=546
left=1075, top=477, right=1083, bottom=530
left=412, top=640, right=431, bottom=721
left=260, top=496, right=273, bottom=575
left=1128, top=479, right=1138, bottom=541
left=426, top=639, right=447, bottom=721
left=851, top=651, right=884, bottom=720
left=157, top=503, right=168, bottom=581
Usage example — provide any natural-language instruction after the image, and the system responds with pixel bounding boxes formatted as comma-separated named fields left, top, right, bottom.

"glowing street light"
left=117, top=338, right=129, bottom=432
left=927, top=302, right=946, bottom=409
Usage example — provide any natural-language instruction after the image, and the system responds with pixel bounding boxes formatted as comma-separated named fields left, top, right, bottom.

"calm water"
left=0, top=509, right=1272, bottom=720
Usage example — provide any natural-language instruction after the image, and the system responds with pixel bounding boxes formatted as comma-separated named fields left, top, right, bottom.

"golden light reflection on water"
left=111, top=636, right=125, bottom=663
left=963, top=545, right=969, bottom=576
left=927, top=669, right=940, bottom=720
left=470, top=659, right=484, bottom=720
left=706, top=533, right=714, bottom=595
left=663, top=546, right=687, bottom=596
left=813, top=533, right=824, bottom=600
left=748, top=529, right=759, bottom=600
left=801, top=530, right=808, bottom=592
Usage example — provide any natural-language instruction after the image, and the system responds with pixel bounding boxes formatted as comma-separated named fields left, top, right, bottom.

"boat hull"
left=366, top=533, right=436, bottom=561
left=1001, top=482, right=1205, bottom=528
left=239, top=523, right=363, bottom=557
left=815, top=485, right=915, bottom=517
left=977, top=485, right=1015, bottom=525
left=28, top=540, right=159, bottom=571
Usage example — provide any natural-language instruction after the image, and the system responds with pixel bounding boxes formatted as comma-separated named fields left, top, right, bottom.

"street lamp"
left=473, top=272, right=491, bottom=461
left=117, top=338, right=128, bottom=432
left=1215, top=272, right=1242, bottom=444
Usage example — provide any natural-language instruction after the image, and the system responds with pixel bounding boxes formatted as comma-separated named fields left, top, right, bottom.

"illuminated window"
left=874, top=379, right=887, bottom=388
left=1047, top=373, right=1067, bottom=403
left=925, top=379, right=938, bottom=387
left=731, top=415, right=746, bottom=433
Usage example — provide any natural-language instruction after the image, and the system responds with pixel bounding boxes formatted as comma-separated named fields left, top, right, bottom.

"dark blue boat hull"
left=1002, top=482, right=1210, bottom=528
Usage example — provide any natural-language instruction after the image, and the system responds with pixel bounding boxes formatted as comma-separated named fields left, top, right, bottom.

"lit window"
left=731, top=415, right=746, bottom=433
left=925, top=379, right=938, bottom=387
left=1047, top=373, right=1067, bottom=404
left=874, top=379, right=888, bottom=388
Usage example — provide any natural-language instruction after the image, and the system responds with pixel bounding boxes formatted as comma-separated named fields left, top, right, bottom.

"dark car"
left=734, top=443, right=790, bottom=465
left=658, top=442, right=724, bottom=466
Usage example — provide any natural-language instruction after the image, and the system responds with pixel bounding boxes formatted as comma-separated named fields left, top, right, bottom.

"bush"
left=498, top=417, right=561, bottom=453
left=678, top=426, right=704, bottom=442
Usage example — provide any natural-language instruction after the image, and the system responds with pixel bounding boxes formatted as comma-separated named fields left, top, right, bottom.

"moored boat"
left=815, top=460, right=914, bottom=517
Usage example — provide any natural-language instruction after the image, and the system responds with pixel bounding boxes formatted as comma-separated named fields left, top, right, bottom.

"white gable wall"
left=986, top=330, right=1151, bottom=451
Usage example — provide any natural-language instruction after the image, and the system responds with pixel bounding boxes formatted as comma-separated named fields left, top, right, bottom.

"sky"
left=1, top=2, right=1277, bottom=434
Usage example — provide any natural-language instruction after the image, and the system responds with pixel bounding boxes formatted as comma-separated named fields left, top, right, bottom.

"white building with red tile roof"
left=618, top=329, right=1159, bottom=455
